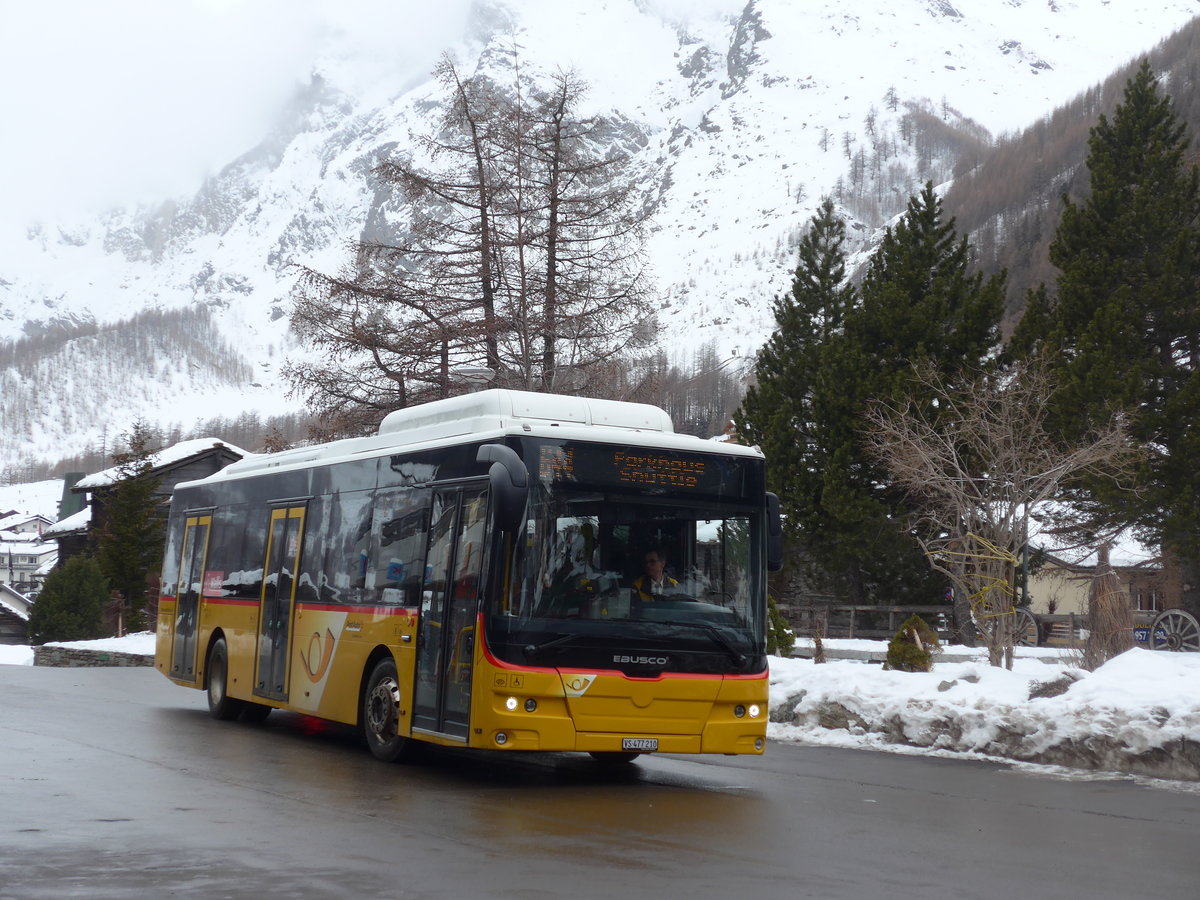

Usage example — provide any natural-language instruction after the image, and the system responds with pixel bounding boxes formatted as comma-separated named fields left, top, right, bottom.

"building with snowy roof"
left=49, top=438, right=248, bottom=566
left=0, top=511, right=59, bottom=598
left=0, top=582, right=31, bottom=644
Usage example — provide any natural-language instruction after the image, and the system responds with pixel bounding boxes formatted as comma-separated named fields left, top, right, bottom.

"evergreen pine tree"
left=28, top=556, right=109, bottom=643
left=95, top=422, right=165, bottom=633
left=737, top=198, right=853, bottom=508
left=819, top=183, right=1004, bottom=612
left=738, top=188, right=1004, bottom=614
left=1025, top=61, right=1200, bottom=613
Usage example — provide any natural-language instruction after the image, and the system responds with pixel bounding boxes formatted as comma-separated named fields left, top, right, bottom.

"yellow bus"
left=155, top=389, right=782, bottom=762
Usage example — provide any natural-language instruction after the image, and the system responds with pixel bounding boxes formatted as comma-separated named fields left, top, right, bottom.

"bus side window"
left=220, top=504, right=265, bottom=602
left=370, top=486, right=430, bottom=607
left=307, top=491, right=374, bottom=606
left=297, top=496, right=326, bottom=605
left=453, top=492, right=488, bottom=600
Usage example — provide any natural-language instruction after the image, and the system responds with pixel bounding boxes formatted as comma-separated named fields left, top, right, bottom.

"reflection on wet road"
left=2, top=666, right=1198, bottom=899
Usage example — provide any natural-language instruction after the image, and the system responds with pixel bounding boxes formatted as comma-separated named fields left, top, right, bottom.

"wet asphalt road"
left=2, top=665, right=1199, bottom=899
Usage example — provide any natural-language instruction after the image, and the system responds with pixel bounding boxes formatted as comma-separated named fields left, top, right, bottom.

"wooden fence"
left=784, top=605, right=951, bottom=641
left=784, top=606, right=1162, bottom=648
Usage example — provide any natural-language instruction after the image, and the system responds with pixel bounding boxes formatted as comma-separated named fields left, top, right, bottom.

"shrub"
left=767, top=594, right=795, bottom=657
left=885, top=614, right=941, bottom=672
left=28, top=556, right=110, bottom=644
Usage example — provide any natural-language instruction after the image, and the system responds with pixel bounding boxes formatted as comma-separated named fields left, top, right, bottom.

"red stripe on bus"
left=296, top=603, right=419, bottom=616
left=198, top=596, right=419, bottom=617
left=203, top=596, right=260, bottom=607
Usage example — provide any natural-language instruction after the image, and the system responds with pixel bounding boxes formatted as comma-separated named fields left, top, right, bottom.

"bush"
left=28, top=556, right=110, bottom=644
left=885, top=614, right=941, bottom=672
left=767, top=594, right=795, bottom=656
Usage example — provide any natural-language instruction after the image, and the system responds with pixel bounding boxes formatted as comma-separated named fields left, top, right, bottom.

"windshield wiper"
left=523, top=633, right=578, bottom=659
left=656, top=620, right=749, bottom=668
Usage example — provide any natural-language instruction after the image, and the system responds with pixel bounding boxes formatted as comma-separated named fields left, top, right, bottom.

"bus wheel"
left=240, top=703, right=272, bottom=723
left=363, top=658, right=412, bottom=762
left=207, top=637, right=244, bottom=721
left=588, top=752, right=641, bottom=765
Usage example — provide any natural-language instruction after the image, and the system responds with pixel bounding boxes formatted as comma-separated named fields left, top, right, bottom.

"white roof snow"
left=75, top=438, right=248, bottom=490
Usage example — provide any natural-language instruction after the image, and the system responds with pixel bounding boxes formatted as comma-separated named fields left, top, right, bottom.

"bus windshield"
left=485, top=449, right=767, bottom=676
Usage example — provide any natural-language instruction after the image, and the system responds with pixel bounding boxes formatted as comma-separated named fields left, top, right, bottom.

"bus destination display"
left=536, top=442, right=746, bottom=497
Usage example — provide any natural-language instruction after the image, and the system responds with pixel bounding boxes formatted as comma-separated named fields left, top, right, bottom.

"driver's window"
left=691, top=517, right=751, bottom=612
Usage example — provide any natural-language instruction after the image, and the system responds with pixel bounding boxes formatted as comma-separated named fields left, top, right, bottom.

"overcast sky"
left=0, top=0, right=742, bottom=245
left=0, top=0, right=482, bottom=240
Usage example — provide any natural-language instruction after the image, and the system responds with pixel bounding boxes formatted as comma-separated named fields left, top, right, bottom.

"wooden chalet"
left=47, top=438, right=247, bottom=565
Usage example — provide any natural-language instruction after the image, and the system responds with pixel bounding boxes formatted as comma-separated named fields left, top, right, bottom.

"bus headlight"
left=495, top=732, right=509, bottom=745
left=524, top=698, right=538, bottom=712
left=734, top=705, right=746, bottom=718
left=505, top=696, right=519, bottom=711
left=748, top=704, right=761, bottom=718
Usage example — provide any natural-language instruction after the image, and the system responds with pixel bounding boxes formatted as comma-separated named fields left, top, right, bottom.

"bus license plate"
left=622, top=738, right=658, bottom=751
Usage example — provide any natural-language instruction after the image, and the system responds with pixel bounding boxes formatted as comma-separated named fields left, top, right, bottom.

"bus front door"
left=254, top=504, right=306, bottom=702
left=413, top=486, right=488, bottom=740
left=170, top=513, right=211, bottom=682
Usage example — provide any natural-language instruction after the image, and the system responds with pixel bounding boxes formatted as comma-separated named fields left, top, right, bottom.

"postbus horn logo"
left=301, top=629, right=336, bottom=682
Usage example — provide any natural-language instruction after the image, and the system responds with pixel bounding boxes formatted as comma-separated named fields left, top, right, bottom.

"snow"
left=770, top=642, right=1200, bottom=779
left=0, top=632, right=154, bottom=667
left=0, top=592, right=29, bottom=621
left=0, top=644, right=34, bottom=666
left=0, top=479, right=64, bottom=522
left=75, top=437, right=249, bottom=489
left=47, top=631, right=156, bottom=655
left=4, top=1, right=1200, bottom=466
left=41, top=505, right=90, bottom=538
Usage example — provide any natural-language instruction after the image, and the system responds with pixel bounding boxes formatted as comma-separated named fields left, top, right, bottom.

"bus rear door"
left=254, top=504, right=306, bottom=702
left=169, top=512, right=212, bottom=682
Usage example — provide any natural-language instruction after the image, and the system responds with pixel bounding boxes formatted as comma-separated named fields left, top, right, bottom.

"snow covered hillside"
left=2, top=0, right=1197, bottom=466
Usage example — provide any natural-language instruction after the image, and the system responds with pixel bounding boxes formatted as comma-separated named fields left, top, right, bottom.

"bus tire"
left=207, top=637, right=244, bottom=721
left=363, top=657, right=412, bottom=762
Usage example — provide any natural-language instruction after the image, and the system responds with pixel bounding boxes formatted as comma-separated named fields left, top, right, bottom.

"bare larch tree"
left=286, top=53, right=655, bottom=433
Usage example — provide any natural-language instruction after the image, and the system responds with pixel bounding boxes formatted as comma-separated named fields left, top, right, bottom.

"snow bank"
left=45, top=631, right=156, bottom=655
left=769, top=647, right=1200, bottom=781
left=0, top=632, right=155, bottom=667
left=0, top=644, right=35, bottom=666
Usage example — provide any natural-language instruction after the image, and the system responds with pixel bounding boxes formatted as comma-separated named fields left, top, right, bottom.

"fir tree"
left=1021, top=61, right=1200, bottom=613
left=737, top=198, right=853, bottom=508
left=94, top=422, right=165, bottom=633
left=845, top=184, right=1003, bottom=624
left=28, top=556, right=109, bottom=643
left=738, top=188, right=1004, bottom=615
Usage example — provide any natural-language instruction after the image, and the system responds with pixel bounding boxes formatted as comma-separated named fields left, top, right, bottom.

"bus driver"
left=632, top=549, right=678, bottom=601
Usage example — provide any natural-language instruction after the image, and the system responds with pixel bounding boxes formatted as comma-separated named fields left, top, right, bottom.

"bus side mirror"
left=477, top=444, right=529, bottom=532
left=766, top=492, right=784, bottom=572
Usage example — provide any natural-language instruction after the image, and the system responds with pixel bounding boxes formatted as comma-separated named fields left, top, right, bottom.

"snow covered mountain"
left=2, top=0, right=1197, bottom=466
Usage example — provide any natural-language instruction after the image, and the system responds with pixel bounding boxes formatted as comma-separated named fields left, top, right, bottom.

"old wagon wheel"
left=1149, top=609, right=1200, bottom=652
left=976, top=607, right=1040, bottom=647
left=1012, top=607, right=1040, bottom=647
